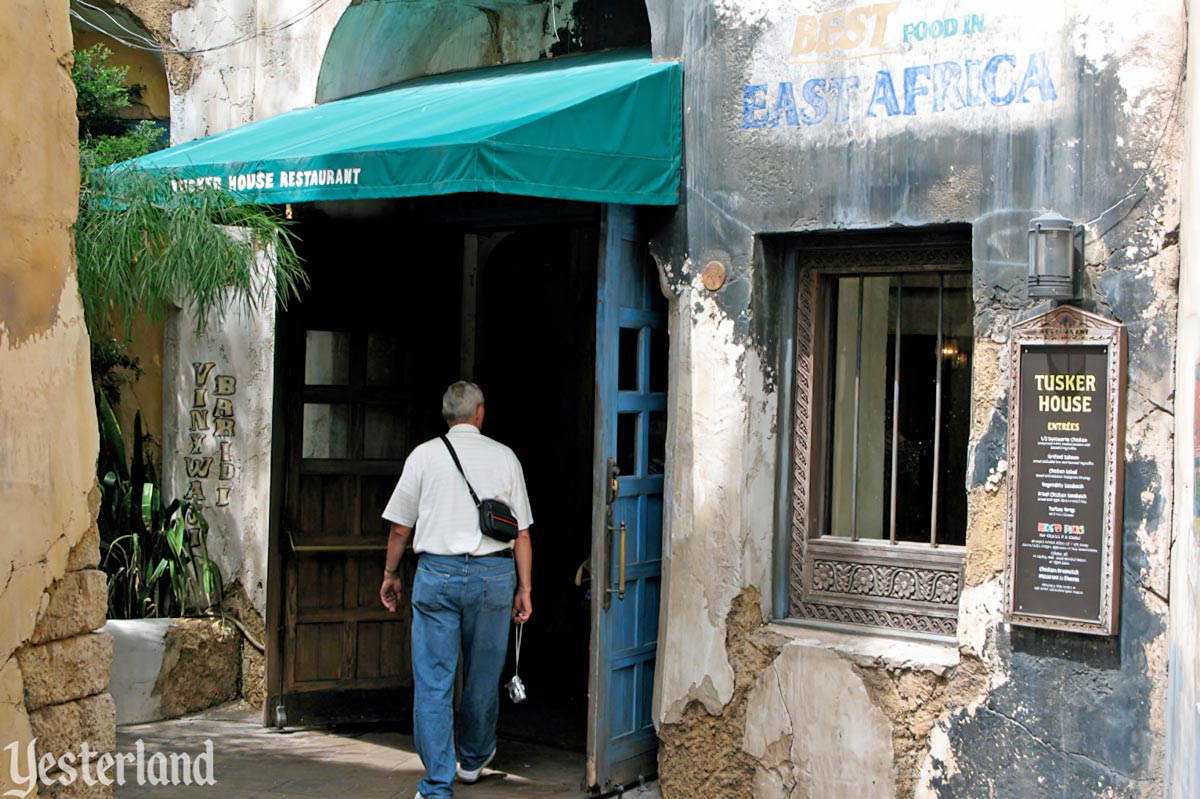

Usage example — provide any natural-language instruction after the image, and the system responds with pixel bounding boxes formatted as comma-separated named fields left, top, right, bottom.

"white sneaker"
left=455, top=748, right=496, bottom=783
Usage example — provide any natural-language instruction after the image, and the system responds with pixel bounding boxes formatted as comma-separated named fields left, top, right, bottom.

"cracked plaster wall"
left=1165, top=0, right=1200, bottom=794
left=103, top=0, right=1184, bottom=794
left=0, top=0, right=105, bottom=792
left=645, top=0, right=1182, bottom=797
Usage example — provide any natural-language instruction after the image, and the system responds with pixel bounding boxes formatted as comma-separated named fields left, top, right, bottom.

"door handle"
left=605, top=521, right=626, bottom=602
left=607, top=457, right=620, bottom=505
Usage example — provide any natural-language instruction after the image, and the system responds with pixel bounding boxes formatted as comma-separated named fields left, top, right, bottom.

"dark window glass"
left=302, top=403, right=351, bottom=459
left=649, top=328, right=668, bottom=393
left=366, top=334, right=402, bottom=387
left=619, top=327, right=640, bottom=391
left=824, top=270, right=971, bottom=545
left=304, top=331, right=350, bottom=386
left=617, top=412, right=638, bottom=476
left=363, top=405, right=406, bottom=460
left=647, top=411, right=666, bottom=475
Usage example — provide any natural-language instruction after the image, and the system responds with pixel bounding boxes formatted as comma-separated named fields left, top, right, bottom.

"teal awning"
left=123, top=49, right=682, bottom=206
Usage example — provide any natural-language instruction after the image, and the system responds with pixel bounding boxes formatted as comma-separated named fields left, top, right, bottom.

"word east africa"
left=743, top=53, right=1056, bottom=128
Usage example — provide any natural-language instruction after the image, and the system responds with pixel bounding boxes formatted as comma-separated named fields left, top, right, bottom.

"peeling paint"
left=127, top=0, right=1189, bottom=795
left=853, top=653, right=989, bottom=799
left=659, top=588, right=783, bottom=799
left=651, top=0, right=1181, bottom=795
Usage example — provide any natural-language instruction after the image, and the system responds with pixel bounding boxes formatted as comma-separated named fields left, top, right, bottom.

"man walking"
left=380, top=381, right=533, bottom=799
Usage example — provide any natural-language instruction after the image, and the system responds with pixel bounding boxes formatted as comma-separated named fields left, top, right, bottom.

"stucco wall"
left=115, top=310, right=166, bottom=460
left=0, top=0, right=110, bottom=794
left=158, top=283, right=276, bottom=707
left=1166, top=1, right=1200, bottom=794
left=644, top=1, right=1182, bottom=797
left=116, top=0, right=1184, bottom=794
left=161, top=276, right=277, bottom=618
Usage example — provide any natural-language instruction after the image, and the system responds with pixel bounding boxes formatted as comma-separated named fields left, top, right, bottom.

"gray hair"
left=441, top=381, right=485, bottom=424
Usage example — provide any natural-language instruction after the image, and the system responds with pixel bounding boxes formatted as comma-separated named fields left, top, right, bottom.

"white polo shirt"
left=381, top=423, right=534, bottom=555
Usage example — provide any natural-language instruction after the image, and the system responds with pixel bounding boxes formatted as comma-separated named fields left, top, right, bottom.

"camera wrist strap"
left=513, top=622, right=522, bottom=677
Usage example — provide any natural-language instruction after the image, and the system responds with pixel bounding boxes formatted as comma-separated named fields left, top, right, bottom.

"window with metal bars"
left=783, top=236, right=973, bottom=639
left=822, top=269, right=972, bottom=546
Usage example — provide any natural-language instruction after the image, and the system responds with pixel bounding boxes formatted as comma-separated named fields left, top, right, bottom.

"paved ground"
left=115, top=703, right=661, bottom=799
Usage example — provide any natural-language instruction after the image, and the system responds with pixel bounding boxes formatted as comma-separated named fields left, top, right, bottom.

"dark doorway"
left=476, top=226, right=598, bottom=751
left=270, top=213, right=462, bottom=726
left=269, top=199, right=600, bottom=749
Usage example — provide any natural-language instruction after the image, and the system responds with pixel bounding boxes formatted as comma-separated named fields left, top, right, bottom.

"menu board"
left=1006, top=307, right=1125, bottom=636
left=1012, top=345, right=1108, bottom=623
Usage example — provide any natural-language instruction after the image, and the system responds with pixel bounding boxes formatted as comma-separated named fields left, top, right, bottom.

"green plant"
left=72, top=44, right=291, bottom=618
left=83, top=119, right=166, bottom=172
left=97, top=401, right=223, bottom=619
left=72, top=42, right=307, bottom=341
left=77, top=165, right=307, bottom=338
left=73, top=43, right=139, bottom=141
left=91, top=336, right=143, bottom=411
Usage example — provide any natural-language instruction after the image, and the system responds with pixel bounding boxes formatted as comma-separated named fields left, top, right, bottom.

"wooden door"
left=268, top=215, right=461, bottom=727
left=277, top=325, right=424, bottom=725
left=586, top=205, right=667, bottom=790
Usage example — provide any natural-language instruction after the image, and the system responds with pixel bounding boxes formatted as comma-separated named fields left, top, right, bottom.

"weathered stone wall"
left=101, top=0, right=1185, bottom=793
left=1166, top=0, right=1200, bottom=793
left=154, top=619, right=240, bottom=719
left=104, top=616, right=242, bottom=724
left=98, top=0, right=197, bottom=96
left=643, top=0, right=1182, bottom=797
left=0, top=0, right=110, bottom=795
left=221, top=583, right=266, bottom=710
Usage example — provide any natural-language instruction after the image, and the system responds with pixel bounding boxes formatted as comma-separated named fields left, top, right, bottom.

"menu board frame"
left=1005, top=306, right=1126, bottom=636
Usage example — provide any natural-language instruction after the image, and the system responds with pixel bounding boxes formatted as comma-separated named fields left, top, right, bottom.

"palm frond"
left=76, top=166, right=307, bottom=340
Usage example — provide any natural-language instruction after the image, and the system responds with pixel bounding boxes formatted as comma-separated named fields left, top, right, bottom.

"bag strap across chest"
left=440, top=435, right=481, bottom=509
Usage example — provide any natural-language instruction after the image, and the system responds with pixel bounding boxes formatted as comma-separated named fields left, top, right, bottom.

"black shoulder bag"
left=440, top=435, right=521, bottom=542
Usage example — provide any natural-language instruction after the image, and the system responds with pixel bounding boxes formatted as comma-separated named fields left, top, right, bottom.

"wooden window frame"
left=786, top=240, right=973, bottom=639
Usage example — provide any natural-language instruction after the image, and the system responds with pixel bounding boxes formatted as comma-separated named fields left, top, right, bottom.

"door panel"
left=587, top=205, right=667, bottom=790
left=279, top=326, right=419, bottom=724
left=267, top=215, right=469, bottom=726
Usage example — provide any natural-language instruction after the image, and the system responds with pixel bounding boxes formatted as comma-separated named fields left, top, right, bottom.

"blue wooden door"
left=587, top=204, right=667, bottom=791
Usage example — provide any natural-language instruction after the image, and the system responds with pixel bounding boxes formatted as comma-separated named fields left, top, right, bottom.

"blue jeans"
left=411, top=554, right=515, bottom=798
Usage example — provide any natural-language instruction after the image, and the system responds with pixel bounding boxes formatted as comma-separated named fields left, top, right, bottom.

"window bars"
left=824, top=269, right=970, bottom=548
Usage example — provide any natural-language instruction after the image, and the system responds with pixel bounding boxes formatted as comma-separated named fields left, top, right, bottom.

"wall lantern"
left=1028, top=211, right=1081, bottom=301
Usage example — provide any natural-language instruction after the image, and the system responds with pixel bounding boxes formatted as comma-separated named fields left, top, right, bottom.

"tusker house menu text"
left=1013, top=344, right=1109, bottom=624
